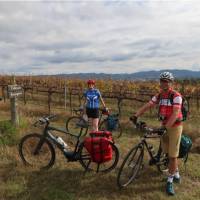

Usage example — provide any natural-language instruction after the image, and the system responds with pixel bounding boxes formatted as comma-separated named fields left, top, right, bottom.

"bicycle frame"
left=35, top=121, right=84, bottom=161
left=139, top=133, right=162, bottom=163
left=98, top=110, right=107, bottom=125
left=20, top=115, right=119, bottom=173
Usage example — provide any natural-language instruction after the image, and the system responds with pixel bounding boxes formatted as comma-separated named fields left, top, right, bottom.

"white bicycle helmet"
left=159, top=71, right=174, bottom=82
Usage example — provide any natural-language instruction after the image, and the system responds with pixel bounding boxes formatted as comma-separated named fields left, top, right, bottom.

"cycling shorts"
left=161, top=125, right=183, bottom=158
left=86, top=107, right=99, bottom=118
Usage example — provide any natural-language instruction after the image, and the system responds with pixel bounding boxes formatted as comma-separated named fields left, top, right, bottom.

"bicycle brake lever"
left=157, top=128, right=167, bottom=136
left=33, top=121, right=38, bottom=127
left=48, top=115, right=57, bottom=120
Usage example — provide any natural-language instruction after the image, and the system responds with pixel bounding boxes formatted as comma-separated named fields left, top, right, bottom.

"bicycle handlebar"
left=73, top=107, right=84, bottom=113
left=33, top=115, right=57, bottom=127
left=72, top=107, right=111, bottom=116
left=99, top=107, right=110, bottom=115
left=130, top=118, right=166, bottom=136
left=141, top=126, right=166, bottom=136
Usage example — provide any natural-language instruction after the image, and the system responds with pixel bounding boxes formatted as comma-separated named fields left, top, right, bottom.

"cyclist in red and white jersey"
left=151, top=86, right=183, bottom=126
left=131, top=72, right=183, bottom=196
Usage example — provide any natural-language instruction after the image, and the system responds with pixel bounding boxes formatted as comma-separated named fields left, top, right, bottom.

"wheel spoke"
left=19, top=134, right=55, bottom=170
left=79, top=141, right=119, bottom=173
left=66, top=117, right=88, bottom=136
left=117, top=145, right=143, bottom=188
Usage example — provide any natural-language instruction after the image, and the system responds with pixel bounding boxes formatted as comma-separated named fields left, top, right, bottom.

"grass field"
left=0, top=100, right=200, bottom=200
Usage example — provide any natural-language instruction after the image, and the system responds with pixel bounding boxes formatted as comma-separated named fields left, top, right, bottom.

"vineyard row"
left=1, top=84, right=200, bottom=115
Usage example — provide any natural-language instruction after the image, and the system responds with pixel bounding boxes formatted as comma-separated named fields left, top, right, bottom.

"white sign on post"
left=7, top=85, right=23, bottom=98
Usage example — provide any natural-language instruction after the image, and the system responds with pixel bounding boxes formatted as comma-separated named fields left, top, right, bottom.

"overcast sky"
left=0, top=0, right=200, bottom=75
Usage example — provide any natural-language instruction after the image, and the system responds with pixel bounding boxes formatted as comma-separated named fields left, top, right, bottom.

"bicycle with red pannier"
left=19, top=115, right=119, bottom=173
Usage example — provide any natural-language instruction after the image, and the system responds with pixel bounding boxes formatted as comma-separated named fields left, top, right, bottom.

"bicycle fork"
left=128, top=143, right=144, bottom=174
left=33, top=136, right=46, bottom=155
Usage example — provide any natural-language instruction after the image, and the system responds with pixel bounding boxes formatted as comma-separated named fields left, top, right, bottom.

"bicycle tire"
left=19, top=133, right=55, bottom=170
left=78, top=141, right=119, bottom=173
left=117, top=144, right=144, bottom=188
left=66, top=116, right=88, bottom=137
left=99, top=120, right=122, bottom=138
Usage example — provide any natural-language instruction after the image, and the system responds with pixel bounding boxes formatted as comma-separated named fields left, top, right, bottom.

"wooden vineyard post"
left=69, top=89, right=72, bottom=114
left=23, top=86, right=27, bottom=105
left=48, top=88, right=52, bottom=114
left=8, top=76, right=22, bottom=127
left=78, top=88, right=82, bottom=107
left=64, top=83, right=67, bottom=110
left=197, top=94, right=199, bottom=112
left=2, top=85, right=6, bottom=102
left=117, top=97, right=122, bottom=117
left=149, top=95, right=153, bottom=115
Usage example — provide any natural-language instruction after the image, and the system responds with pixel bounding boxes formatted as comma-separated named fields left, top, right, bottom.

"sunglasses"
left=160, top=79, right=171, bottom=83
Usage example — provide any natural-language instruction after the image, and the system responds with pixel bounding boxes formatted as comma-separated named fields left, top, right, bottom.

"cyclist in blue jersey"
left=83, top=79, right=107, bottom=131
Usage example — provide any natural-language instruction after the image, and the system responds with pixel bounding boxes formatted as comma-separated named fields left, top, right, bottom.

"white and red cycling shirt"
left=149, top=88, right=183, bottom=126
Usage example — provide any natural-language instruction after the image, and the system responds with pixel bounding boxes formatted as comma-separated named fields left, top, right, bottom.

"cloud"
left=0, top=0, right=200, bottom=74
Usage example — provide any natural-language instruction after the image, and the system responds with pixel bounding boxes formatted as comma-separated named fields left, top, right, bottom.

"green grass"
left=0, top=101, right=200, bottom=200
left=0, top=120, right=17, bottom=145
left=0, top=117, right=29, bottom=146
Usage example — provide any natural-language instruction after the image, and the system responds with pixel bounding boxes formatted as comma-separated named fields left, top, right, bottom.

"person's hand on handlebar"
left=130, top=115, right=138, bottom=125
left=136, top=121, right=147, bottom=130
left=103, top=107, right=109, bottom=111
left=102, top=107, right=109, bottom=114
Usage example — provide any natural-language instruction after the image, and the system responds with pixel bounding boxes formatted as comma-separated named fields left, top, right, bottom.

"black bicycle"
left=117, top=120, right=168, bottom=188
left=66, top=107, right=122, bottom=138
left=19, top=115, right=119, bottom=173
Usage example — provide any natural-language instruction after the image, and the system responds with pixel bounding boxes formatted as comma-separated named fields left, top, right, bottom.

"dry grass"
left=0, top=100, right=200, bottom=200
left=1, top=135, right=200, bottom=200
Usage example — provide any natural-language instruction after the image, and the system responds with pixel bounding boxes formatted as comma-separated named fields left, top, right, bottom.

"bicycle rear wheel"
left=19, top=133, right=55, bottom=170
left=99, top=120, right=122, bottom=138
left=117, top=144, right=144, bottom=188
left=78, top=141, right=119, bottom=173
left=66, top=116, right=88, bottom=136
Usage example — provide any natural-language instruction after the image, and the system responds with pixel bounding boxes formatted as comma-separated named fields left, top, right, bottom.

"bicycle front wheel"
left=19, top=133, right=55, bottom=170
left=66, top=116, right=88, bottom=136
left=117, top=144, right=144, bottom=188
left=79, top=141, right=119, bottom=173
left=99, top=120, right=122, bottom=138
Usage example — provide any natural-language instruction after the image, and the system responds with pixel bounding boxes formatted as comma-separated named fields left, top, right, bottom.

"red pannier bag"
left=84, top=131, right=113, bottom=163
left=89, top=130, right=113, bottom=142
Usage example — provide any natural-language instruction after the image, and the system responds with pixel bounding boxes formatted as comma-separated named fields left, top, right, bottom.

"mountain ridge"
left=54, top=69, right=200, bottom=80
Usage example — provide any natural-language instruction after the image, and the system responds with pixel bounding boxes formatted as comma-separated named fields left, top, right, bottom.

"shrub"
left=0, top=120, right=17, bottom=145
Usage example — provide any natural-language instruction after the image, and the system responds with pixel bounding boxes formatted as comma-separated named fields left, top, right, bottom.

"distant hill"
left=55, top=70, right=200, bottom=80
